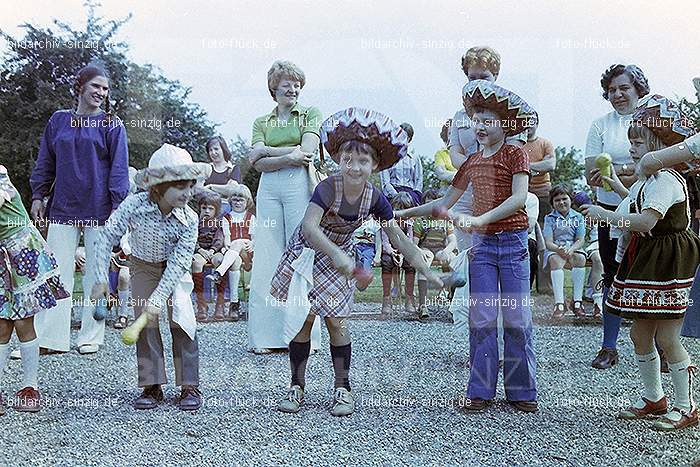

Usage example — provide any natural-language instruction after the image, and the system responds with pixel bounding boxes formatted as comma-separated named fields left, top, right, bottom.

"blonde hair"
left=228, top=184, right=254, bottom=211
left=267, top=60, right=306, bottom=99
left=627, top=125, right=667, bottom=152
left=461, top=46, right=501, bottom=78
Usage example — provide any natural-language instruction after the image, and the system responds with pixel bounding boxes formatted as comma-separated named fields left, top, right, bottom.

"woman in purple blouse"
left=29, top=64, right=130, bottom=355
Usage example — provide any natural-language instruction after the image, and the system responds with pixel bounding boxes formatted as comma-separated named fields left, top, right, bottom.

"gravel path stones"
left=0, top=297, right=698, bottom=466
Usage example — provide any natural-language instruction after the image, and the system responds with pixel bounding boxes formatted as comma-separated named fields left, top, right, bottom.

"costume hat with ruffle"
left=462, top=80, right=536, bottom=136
left=631, top=94, right=696, bottom=147
left=135, top=144, right=211, bottom=189
left=320, top=108, right=408, bottom=172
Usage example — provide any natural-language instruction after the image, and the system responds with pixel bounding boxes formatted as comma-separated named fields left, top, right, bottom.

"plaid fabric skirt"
left=270, top=226, right=355, bottom=318
left=0, top=226, right=69, bottom=320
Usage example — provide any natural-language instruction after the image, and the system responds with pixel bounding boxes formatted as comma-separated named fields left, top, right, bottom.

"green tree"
left=0, top=1, right=219, bottom=204
left=551, top=146, right=588, bottom=192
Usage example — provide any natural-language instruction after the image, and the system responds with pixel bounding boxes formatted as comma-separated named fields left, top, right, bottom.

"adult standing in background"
left=434, top=119, right=456, bottom=195
left=247, top=60, right=321, bottom=354
left=29, top=64, right=130, bottom=355
left=523, top=113, right=556, bottom=223
left=379, top=122, right=423, bottom=205
left=586, top=64, right=649, bottom=369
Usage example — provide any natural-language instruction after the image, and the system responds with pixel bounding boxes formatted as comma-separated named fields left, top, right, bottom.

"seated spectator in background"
left=208, top=184, right=256, bottom=320
left=379, top=122, right=423, bottom=205
left=192, top=192, right=226, bottom=322
left=544, top=185, right=587, bottom=320
left=434, top=119, right=456, bottom=195
left=572, top=191, right=604, bottom=318
left=352, top=218, right=381, bottom=291
left=201, top=136, right=242, bottom=216
left=381, top=193, right=416, bottom=315
left=523, top=113, right=556, bottom=224
left=413, top=189, right=459, bottom=320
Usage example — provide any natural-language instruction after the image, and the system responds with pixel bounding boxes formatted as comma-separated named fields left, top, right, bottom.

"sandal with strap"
left=114, top=315, right=129, bottom=329
left=572, top=301, right=586, bottom=318
left=552, top=303, right=566, bottom=319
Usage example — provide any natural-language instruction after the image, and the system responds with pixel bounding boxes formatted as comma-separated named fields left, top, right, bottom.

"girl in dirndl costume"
left=0, top=166, right=69, bottom=414
left=271, top=108, right=444, bottom=417
left=583, top=95, right=699, bottom=431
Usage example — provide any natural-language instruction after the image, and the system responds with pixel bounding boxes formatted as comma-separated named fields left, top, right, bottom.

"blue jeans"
left=468, top=229, right=537, bottom=401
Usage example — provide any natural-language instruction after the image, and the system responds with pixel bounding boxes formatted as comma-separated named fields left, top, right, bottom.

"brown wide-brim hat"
left=631, top=95, right=696, bottom=147
left=462, top=80, right=536, bottom=136
left=320, top=108, right=408, bottom=172
left=135, top=143, right=212, bottom=189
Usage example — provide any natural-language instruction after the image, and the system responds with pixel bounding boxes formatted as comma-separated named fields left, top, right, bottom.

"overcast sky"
left=2, top=0, right=699, bottom=160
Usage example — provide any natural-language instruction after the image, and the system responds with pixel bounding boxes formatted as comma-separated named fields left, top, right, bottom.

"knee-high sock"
left=118, top=289, right=130, bottom=317
left=330, top=343, right=352, bottom=390
left=635, top=350, right=664, bottom=405
left=669, top=357, right=695, bottom=412
left=229, top=270, right=241, bottom=302
left=601, top=288, right=622, bottom=349
left=572, top=268, right=586, bottom=301
left=550, top=269, right=565, bottom=304
left=19, top=338, right=39, bottom=389
left=289, top=340, right=311, bottom=389
left=0, top=342, right=11, bottom=390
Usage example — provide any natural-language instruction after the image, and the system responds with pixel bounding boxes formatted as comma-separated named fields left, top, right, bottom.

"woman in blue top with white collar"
left=29, top=64, right=129, bottom=356
left=543, top=184, right=587, bottom=320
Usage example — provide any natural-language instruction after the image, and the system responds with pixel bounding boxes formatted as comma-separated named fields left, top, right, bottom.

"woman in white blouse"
left=586, top=64, right=650, bottom=370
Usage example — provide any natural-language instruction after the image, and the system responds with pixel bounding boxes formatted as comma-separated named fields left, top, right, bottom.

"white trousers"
left=247, top=167, right=321, bottom=350
left=34, top=224, right=105, bottom=351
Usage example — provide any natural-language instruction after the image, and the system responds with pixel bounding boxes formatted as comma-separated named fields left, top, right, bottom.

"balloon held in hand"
left=121, top=313, right=149, bottom=345
left=93, top=298, right=108, bottom=321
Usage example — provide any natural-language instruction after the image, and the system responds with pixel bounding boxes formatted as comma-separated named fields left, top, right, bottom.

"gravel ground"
left=1, top=296, right=698, bottom=467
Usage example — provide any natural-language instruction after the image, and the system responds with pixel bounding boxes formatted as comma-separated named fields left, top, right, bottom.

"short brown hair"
left=549, top=183, right=572, bottom=206
left=148, top=180, right=195, bottom=203
left=627, top=124, right=666, bottom=152
left=338, top=140, right=379, bottom=165
left=197, top=191, right=222, bottom=217
left=461, top=46, right=501, bottom=78
left=267, top=60, right=306, bottom=100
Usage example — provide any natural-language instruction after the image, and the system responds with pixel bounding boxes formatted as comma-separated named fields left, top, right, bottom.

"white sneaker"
left=277, top=385, right=304, bottom=413
left=9, top=349, right=20, bottom=360
left=331, top=387, right=354, bottom=417
left=78, top=344, right=99, bottom=355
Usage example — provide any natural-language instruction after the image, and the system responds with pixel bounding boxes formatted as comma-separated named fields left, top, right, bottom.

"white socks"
left=0, top=342, right=10, bottom=389
left=118, top=289, right=130, bottom=317
left=572, top=268, right=586, bottom=302
left=669, top=357, right=695, bottom=412
left=634, top=350, right=665, bottom=407
left=19, top=339, right=39, bottom=389
left=593, top=292, right=603, bottom=308
left=229, top=270, right=241, bottom=302
left=551, top=269, right=564, bottom=304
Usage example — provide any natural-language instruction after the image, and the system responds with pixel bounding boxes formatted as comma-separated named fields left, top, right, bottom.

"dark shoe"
left=592, top=303, right=602, bottom=319
left=114, top=315, right=129, bottom=329
left=178, top=385, right=202, bottom=411
left=134, top=385, right=163, bottom=410
left=418, top=304, right=430, bottom=320
left=572, top=301, right=586, bottom=318
left=618, top=396, right=668, bottom=420
left=510, top=400, right=539, bottom=413
left=591, top=347, right=619, bottom=369
left=213, top=301, right=226, bottom=322
left=552, top=303, right=566, bottom=319
left=229, top=301, right=240, bottom=321
left=14, top=387, right=41, bottom=413
left=460, top=397, right=491, bottom=412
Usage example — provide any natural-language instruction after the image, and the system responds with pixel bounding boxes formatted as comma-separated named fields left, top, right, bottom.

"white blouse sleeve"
left=641, top=172, right=686, bottom=217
